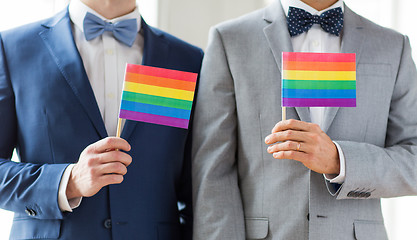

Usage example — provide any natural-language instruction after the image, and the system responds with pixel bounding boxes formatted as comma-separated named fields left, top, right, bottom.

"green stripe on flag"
left=122, top=91, right=193, bottom=110
left=282, top=79, right=356, bottom=90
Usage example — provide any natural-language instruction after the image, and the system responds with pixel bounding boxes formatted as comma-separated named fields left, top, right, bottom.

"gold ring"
left=296, top=142, right=301, bottom=151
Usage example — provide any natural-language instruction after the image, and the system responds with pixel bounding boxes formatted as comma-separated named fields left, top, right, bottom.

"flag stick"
left=282, top=107, right=286, bottom=121
left=116, top=118, right=122, bottom=138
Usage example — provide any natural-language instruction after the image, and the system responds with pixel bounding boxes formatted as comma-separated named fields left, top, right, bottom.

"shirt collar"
left=69, top=0, right=142, bottom=33
left=281, top=0, right=344, bottom=17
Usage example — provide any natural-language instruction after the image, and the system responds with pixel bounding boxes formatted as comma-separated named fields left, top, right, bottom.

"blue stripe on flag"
left=282, top=89, right=356, bottom=99
left=120, top=100, right=191, bottom=120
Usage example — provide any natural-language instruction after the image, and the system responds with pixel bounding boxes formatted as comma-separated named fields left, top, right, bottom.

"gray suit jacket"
left=192, top=1, right=417, bottom=240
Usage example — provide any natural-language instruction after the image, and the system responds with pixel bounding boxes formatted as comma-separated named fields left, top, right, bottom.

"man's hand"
left=66, top=137, right=132, bottom=199
left=264, top=119, right=340, bottom=175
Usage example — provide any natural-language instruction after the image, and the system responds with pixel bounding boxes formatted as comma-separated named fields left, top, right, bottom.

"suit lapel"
left=39, top=9, right=107, bottom=138
left=121, top=19, right=170, bottom=140
left=263, top=1, right=310, bottom=122
left=322, top=4, right=364, bottom=132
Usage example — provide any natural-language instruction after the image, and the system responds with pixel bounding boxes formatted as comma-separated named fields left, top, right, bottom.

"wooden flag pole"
left=282, top=107, right=286, bottom=121
left=116, top=118, right=123, bottom=138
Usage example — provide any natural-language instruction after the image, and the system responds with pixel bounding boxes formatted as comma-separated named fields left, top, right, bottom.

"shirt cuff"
left=58, top=164, right=82, bottom=212
left=323, top=141, right=346, bottom=184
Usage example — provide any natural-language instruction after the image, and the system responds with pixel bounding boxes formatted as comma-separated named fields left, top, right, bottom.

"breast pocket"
left=356, top=63, right=392, bottom=107
left=353, top=220, right=388, bottom=240
left=356, top=63, right=393, bottom=145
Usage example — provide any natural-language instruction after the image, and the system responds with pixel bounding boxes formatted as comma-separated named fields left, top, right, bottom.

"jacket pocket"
left=245, top=217, right=269, bottom=239
left=10, top=217, right=61, bottom=239
left=354, top=220, right=388, bottom=240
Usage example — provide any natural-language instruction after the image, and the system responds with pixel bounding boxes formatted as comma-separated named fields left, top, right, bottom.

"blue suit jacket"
left=0, top=8, right=203, bottom=240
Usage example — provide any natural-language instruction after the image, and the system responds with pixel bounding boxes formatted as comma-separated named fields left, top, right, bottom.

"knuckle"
left=288, top=119, right=296, bottom=125
left=109, top=162, right=121, bottom=173
left=106, top=152, right=117, bottom=162
left=273, top=122, right=281, bottom=131
left=85, top=145, right=95, bottom=154
left=309, top=133, right=319, bottom=142
left=275, top=121, right=280, bottom=128
left=285, top=130, right=293, bottom=138
left=86, top=157, right=97, bottom=167
left=311, top=123, right=320, bottom=131
left=112, top=151, right=121, bottom=160
left=105, top=137, right=115, bottom=146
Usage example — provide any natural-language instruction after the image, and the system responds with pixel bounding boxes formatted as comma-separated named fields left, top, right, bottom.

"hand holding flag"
left=265, top=119, right=340, bottom=175
left=265, top=52, right=357, bottom=175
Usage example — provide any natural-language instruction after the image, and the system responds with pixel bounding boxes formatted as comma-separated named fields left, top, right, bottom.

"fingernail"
left=267, top=146, right=272, bottom=153
left=265, top=136, right=270, bottom=143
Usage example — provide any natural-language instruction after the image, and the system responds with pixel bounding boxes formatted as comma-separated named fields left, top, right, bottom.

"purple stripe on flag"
left=282, top=98, right=356, bottom=107
left=119, top=109, right=189, bottom=129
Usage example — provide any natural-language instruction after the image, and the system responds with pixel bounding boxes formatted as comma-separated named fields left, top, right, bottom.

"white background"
left=0, top=0, right=416, bottom=239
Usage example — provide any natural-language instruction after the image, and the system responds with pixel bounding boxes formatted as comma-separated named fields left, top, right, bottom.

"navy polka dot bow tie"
left=287, top=7, right=344, bottom=37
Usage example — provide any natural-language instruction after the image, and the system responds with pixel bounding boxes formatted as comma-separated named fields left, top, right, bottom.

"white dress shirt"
left=58, top=0, right=144, bottom=212
left=281, top=0, right=346, bottom=183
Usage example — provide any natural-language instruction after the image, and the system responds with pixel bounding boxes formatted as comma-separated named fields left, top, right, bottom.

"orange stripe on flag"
left=283, top=61, right=356, bottom=71
left=125, top=72, right=196, bottom=91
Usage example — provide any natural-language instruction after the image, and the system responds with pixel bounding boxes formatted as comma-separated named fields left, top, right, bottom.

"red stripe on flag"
left=126, top=64, right=198, bottom=82
left=282, top=52, right=356, bottom=63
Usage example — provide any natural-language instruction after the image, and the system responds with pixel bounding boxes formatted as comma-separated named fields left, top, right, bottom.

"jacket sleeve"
left=331, top=36, right=417, bottom=199
left=0, top=34, right=69, bottom=220
left=192, top=27, right=245, bottom=240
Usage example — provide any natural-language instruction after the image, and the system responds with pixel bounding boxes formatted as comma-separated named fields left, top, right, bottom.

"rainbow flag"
left=282, top=52, right=356, bottom=107
left=119, top=64, right=198, bottom=129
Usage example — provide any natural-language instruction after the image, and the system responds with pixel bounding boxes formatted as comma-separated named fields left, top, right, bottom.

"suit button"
left=104, top=219, right=112, bottom=229
left=25, top=208, right=36, bottom=217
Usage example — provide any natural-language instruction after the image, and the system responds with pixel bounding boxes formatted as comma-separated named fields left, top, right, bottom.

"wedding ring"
left=296, top=142, right=301, bottom=151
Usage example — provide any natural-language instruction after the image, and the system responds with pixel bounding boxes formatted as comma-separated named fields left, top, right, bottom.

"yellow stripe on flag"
left=124, top=82, right=194, bottom=101
left=283, top=70, right=356, bottom=81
